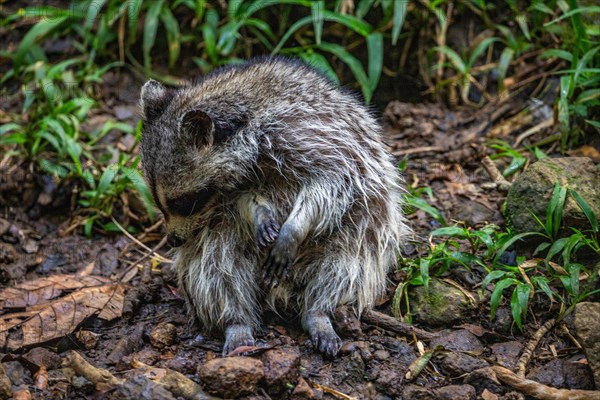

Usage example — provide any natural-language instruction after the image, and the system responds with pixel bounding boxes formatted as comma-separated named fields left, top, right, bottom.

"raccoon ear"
left=140, top=80, right=174, bottom=122
left=180, top=109, right=215, bottom=148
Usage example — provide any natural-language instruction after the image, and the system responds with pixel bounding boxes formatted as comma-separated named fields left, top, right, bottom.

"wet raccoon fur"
left=139, top=56, right=410, bottom=357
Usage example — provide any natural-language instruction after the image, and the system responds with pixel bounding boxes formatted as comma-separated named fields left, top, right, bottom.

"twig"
left=311, top=381, right=357, bottom=400
left=481, top=156, right=511, bottom=193
left=361, top=310, right=436, bottom=342
left=492, top=365, right=600, bottom=400
left=62, top=351, right=124, bottom=391
left=392, top=146, right=443, bottom=156
left=516, top=318, right=556, bottom=377
left=119, top=236, right=169, bottom=283
left=514, top=118, right=555, bottom=147
left=111, top=217, right=171, bottom=263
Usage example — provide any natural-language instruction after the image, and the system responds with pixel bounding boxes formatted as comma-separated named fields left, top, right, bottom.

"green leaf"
left=316, top=42, right=372, bottom=102
left=468, top=37, right=499, bottom=68
left=122, top=167, right=156, bottom=221
left=435, top=46, right=467, bottom=74
left=515, top=15, right=531, bottom=41
left=391, top=0, right=407, bottom=45
left=160, top=6, right=181, bottom=69
left=511, top=283, right=531, bottom=330
left=366, top=32, right=383, bottom=94
left=574, top=46, right=600, bottom=87
left=430, top=226, right=469, bottom=239
left=498, top=48, right=514, bottom=92
left=493, top=232, right=543, bottom=265
left=482, top=270, right=510, bottom=288
left=539, top=49, right=573, bottom=62
left=98, top=165, right=118, bottom=194
left=404, top=196, right=446, bottom=225
left=296, top=51, right=339, bottom=83
left=14, top=16, right=70, bottom=69
left=128, top=0, right=143, bottom=45
left=311, top=1, right=325, bottom=45
left=570, top=189, right=598, bottom=232
left=143, top=0, right=165, bottom=74
left=491, top=278, right=517, bottom=319
left=544, top=6, right=600, bottom=26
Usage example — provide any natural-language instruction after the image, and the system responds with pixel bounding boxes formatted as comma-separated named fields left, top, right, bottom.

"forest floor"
left=1, top=62, right=599, bottom=399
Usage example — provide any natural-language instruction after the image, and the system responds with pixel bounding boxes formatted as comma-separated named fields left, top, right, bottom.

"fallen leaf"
left=0, top=284, right=126, bottom=350
left=0, top=275, right=111, bottom=309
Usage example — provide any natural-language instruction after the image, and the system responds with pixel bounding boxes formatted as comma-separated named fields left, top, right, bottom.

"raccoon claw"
left=262, top=253, right=292, bottom=288
left=223, top=324, right=255, bottom=357
left=312, top=331, right=342, bottom=358
left=256, top=217, right=280, bottom=248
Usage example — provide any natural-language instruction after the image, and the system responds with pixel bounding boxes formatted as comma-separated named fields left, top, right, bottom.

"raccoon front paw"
left=256, top=216, right=280, bottom=248
left=223, top=324, right=255, bottom=357
left=262, top=232, right=297, bottom=288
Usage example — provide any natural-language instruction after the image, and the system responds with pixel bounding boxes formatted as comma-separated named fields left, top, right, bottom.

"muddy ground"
left=1, top=67, right=599, bottom=399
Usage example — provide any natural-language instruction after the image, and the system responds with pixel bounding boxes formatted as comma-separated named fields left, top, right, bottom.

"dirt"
left=1, top=72, right=598, bottom=399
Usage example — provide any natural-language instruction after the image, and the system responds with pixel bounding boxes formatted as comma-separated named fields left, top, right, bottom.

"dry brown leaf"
left=0, top=284, right=126, bottom=350
left=0, top=275, right=111, bottom=309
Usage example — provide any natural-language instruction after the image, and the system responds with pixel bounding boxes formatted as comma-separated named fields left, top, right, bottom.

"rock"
left=22, top=347, right=62, bottom=370
left=109, top=375, right=176, bottom=400
left=402, top=384, right=438, bottom=400
left=334, top=306, right=362, bottom=336
left=373, top=350, right=390, bottom=361
left=198, top=357, right=264, bottom=398
left=505, top=157, right=600, bottom=235
left=0, top=363, right=12, bottom=400
left=435, top=384, right=476, bottom=400
left=574, top=301, right=600, bottom=387
left=437, top=352, right=489, bottom=376
left=76, top=330, right=100, bottom=350
left=149, top=322, right=177, bottom=349
left=291, top=377, right=315, bottom=399
left=464, top=368, right=505, bottom=396
left=409, top=279, right=478, bottom=326
left=430, top=329, right=484, bottom=352
left=527, top=358, right=594, bottom=390
left=261, top=348, right=300, bottom=394
left=489, top=341, right=523, bottom=369
left=2, top=361, right=31, bottom=386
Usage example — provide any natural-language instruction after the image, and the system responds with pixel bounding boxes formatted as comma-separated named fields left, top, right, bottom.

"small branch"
left=516, top=318, right=556, bottom=377
left=62, top=351, right=124, bottom=391
left=492, top=365, right=600, bottom=400
left=481, top=156, right=511, bottom=193
left=361, top=310, right=436, bottom=342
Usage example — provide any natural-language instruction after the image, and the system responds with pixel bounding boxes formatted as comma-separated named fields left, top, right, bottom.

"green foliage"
left=398, top=183, right=599, bottom=330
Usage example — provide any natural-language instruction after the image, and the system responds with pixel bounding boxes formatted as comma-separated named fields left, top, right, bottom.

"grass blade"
left=367, top=32, right=383, bottom=94
left=391, top=0, right=407, bottom=45
left=311, top=1, right=325, bottom=45
left=143, top=0, right=165, bottom=74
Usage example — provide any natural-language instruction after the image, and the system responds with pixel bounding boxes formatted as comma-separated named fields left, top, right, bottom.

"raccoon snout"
left=167, top=233, right=186, bottom=248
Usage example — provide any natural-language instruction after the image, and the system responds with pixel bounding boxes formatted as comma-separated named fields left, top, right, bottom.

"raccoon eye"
left=167, top=187, right=216, bottom=216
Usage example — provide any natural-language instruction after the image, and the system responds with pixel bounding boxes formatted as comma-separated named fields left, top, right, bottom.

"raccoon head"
left=139, top=80, right=256, bottom=247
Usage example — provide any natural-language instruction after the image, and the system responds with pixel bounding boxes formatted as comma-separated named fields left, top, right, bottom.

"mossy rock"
left=505, top=157, right=600, bottom=235
left=409, top=278, right=478, bottom=326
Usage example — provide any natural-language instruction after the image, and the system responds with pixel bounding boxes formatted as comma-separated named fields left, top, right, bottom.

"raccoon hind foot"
left=304, top=311, right=342, bottom=358
left=223, top=324, right=255, bottom=356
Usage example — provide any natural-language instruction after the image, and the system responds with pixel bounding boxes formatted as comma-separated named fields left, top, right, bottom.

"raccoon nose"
left=167, top=233, right=186, bottom=248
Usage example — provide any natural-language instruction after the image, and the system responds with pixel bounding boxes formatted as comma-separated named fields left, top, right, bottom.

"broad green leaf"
left=316, top=42, right=372, bottom=102
left=482, top=270, right=510, bottom=288
left=544, top=6, right=600, bottom=26
left=430, top=226, right=469, bottom=238
left=296, top=51, right=340, bottom=83
left=491, top=277, right=517, bottom=319
left=435, top=46, right=467, bottom=74
left=468, top=37, right=499, bottom=68
left=311, top=1, right=325, bottom=45
left=366, top=32, right=383, bottom=94
left=404, top=196, right=446, bottom=225
left=391, top=0, right=407, bottom=45
left=97, top=165, right=118, bottom=194
left=14, top=16, right=69, bottom=69
left=539, top=49, right=573, bottom=62
left=570, top=189, right=598, bottom=232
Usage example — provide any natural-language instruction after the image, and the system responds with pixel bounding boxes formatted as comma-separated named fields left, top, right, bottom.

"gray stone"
left=437, top=352, right=489, bottom=376
left=435, top=384, right=476, bottom=400
left=574, top=302, right=600, bottom=388
left=505, top=157, right=600, bottom=235
left=409, top=279, right=478, bottom=327
left=430, top=329, right=484, bottom=353
left=490, top=341, right=523, bottom=369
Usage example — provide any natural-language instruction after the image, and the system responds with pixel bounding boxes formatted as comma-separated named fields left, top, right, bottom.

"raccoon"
left=139, top=57, right=410, bottom=357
